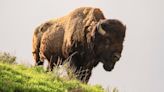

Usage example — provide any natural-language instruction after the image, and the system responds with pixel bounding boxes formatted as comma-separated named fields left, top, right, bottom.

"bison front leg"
left=76, top=68, right=92, bottom=83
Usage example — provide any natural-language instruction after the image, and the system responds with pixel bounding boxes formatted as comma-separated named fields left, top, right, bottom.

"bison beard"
left=37, top=7, right=126, bottom=83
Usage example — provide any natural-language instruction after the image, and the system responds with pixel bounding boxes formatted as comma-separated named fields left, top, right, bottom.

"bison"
left=37, top=7, right=126, bottom=83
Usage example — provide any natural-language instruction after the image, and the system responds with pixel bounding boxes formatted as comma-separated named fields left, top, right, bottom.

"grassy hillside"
left=0, top=62, right=105, bottom=92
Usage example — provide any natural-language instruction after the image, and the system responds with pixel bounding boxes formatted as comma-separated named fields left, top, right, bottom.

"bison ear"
left=97, top=20, right=107, bottom=35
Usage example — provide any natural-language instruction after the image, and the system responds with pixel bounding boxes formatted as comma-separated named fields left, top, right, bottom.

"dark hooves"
left=37, top=61, right=44, bottom=65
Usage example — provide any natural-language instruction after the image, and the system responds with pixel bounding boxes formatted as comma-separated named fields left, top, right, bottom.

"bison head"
left=94, top=19, right=126, bottom=71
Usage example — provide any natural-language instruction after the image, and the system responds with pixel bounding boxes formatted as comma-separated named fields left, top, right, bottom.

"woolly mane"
left=62, top=7, right=105, bottom=57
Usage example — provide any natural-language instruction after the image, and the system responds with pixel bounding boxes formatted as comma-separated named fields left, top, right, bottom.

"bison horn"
left=97, top=22, right=106, bottom=35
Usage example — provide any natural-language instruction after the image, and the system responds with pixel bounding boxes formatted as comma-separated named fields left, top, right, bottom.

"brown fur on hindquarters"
left=40, top=23, right=65, bottom=69
left=32, top=20, right=55, bottom=65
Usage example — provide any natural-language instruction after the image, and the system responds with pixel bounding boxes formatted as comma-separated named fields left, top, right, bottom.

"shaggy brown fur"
left=62, top=7, right=105, bottom=57
left=39, top=7, right=126, bottom=83
left=40, top=23, right=65, bottom=70
left=32, top=20, right=56, bottom=65
left=40, top=7, right=105, bottom=68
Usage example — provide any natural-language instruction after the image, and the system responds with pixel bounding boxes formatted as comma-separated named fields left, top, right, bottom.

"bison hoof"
left=37, top=61, right=44, bottom=65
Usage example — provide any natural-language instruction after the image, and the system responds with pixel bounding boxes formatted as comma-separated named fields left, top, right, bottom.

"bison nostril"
left=113, top=53, right=121, bottom=62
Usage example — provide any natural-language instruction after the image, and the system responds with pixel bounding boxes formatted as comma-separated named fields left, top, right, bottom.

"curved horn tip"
left=97, top=23, right=106, bottom=35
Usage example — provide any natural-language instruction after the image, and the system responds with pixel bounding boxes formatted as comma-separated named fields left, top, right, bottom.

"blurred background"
left=0, top=0, right=164, bottom=92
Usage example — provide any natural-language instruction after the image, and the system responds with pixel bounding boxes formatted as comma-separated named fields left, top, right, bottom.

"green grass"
left=0, top=62, right=105, bottom=92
